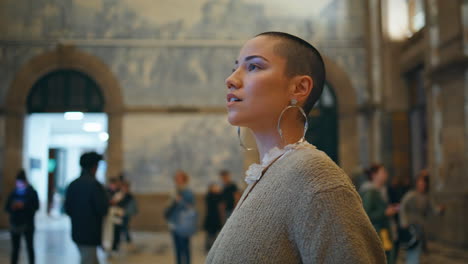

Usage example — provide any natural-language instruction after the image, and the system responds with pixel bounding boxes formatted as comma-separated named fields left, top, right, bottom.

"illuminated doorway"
left=23, top=70, right=107, bottom=215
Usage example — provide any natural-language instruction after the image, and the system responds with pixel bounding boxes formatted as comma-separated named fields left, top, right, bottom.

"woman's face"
left=16, top=180, right=27, bottom=190
left=416, top=177, right=427, bottom=193
left=225, top=36, right=293, bottom=130
left=374, top=167, right=388, bottom=186
left=175, top=172, right=186, bottom=186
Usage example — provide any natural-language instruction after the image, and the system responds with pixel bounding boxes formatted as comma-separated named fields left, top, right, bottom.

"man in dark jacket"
left=4, top=169, right=39, bottom=264
left=65, top=152, right=109, bottom=264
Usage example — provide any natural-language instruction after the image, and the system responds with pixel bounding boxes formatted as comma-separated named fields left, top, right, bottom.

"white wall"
left=23, top=113, right=108, bottom=210
left=23, top=115, right=50, bottom=205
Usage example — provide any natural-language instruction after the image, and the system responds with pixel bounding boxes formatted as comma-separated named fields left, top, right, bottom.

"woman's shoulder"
left=401, top=190, right=418, bottom=203
left=281, top=144, right=356, bottom=195
left=180, top=188, right=195, bottom=202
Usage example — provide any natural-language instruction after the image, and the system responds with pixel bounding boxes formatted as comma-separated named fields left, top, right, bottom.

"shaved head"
left=256, top=32, right=326, bottom=114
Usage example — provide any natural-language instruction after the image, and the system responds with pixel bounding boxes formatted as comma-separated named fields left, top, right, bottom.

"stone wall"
left=0, top=0, right=370, bottom=230
left=123, top=113, right=243, bottom=193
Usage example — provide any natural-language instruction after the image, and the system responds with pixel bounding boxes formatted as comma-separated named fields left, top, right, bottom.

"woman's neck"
left=252, top=121, right=304, bottom=161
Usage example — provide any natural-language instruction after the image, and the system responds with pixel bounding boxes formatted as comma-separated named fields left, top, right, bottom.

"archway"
left=2, top=45, right=124, bottom=216
left=322, top=57, right=359, bottom=174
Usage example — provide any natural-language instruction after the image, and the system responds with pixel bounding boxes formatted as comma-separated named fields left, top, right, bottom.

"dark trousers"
left=112, top=216, right=132, bottom=251
left=172, top=231, right=190, bottom=264
left=121, top=216, right=132, bottom=243
left=10, top=229, right=35, bottom=264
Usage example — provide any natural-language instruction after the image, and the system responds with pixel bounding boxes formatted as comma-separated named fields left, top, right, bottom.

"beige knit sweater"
left=206, top=144, right=386, bottom=264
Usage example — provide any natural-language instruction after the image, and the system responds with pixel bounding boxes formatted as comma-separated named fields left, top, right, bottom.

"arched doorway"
left=305, top=83, right=339, bottom=163
left=24, top=69, right=108, bottom=214
left=27, top=69, right=105, bottom=113
left=2, top=46, right=124, bottom=221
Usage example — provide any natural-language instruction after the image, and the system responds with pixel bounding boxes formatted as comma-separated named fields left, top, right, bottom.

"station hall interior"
left=0, top=0, right=468, bottom=263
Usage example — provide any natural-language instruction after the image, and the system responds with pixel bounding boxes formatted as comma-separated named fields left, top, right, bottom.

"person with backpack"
left=165, top=170, right=197, bottom=264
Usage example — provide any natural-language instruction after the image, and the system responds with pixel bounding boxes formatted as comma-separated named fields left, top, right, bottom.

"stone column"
left=425, top=0, right=468, bottom=248
left=0, top=111, right=25, bottom=228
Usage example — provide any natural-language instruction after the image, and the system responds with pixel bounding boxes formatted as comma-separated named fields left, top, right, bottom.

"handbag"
left=379, top=228, right=393, bottom=251
left=174, top=206, right=198, bottom=237
left=399, top=224, right=421, bottom=250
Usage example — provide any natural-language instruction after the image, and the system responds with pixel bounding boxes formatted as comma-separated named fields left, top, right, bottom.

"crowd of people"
left=3, top=159, right=446, bottom=264
left=2, top=150, right=240, bottom=264
left=358, top=165, right=446, bottom=264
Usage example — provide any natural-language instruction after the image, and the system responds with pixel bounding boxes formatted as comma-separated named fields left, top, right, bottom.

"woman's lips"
left=227, top=94, right=242, bottom=106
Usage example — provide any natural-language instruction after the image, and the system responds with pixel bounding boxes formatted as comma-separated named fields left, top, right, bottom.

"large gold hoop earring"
left=238, top=127, right=255, bottom=151
left=277, top=99, right=308, bottom=143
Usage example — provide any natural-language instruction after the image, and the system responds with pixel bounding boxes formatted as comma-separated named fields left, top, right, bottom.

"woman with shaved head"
left=206, top=32, right=385, bottom=263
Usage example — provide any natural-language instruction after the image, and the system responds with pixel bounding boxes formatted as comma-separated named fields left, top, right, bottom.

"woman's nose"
left=225, top=70, right=241, bottom=90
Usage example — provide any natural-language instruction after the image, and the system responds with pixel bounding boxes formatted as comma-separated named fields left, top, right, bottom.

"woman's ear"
left=290, top=75, right=313, bottom=103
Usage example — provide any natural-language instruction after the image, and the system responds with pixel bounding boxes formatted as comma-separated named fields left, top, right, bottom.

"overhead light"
left=64, top=112, right=84, bottom=120
left=83, top=122, right=102, bottom=132
left=99, top=132, right=109, bottom=142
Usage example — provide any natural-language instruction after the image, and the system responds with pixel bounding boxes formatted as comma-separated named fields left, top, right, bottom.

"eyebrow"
left=235, top=55, right=269, bottom=65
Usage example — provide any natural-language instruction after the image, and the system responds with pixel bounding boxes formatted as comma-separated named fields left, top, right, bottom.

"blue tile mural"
left=123, top=113, right=244, bottom=193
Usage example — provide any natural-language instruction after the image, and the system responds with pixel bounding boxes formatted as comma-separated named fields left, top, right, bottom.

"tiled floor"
left=1, top=215, right=467, bottom=264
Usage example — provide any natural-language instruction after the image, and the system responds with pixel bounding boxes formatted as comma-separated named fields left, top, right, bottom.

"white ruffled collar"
left=245, top=139, right=310, bottom=185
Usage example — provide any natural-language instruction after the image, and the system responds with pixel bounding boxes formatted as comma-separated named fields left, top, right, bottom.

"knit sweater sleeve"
left=292, top=186, right=386, bottom=264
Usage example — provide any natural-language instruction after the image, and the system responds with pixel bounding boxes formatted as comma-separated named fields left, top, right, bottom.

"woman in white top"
left=206, top=32, right=386, bottom=263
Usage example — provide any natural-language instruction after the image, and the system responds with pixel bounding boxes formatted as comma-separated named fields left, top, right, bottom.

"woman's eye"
left=247, top=64, right=259, bottom=71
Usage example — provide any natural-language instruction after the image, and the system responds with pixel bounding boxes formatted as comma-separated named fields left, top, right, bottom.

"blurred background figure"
left=387, top=174, right=411, bottom=260
left=102, top=177, right=121, bottom=252
left=203, top=183, right=223, bottom=252
left=64, top=152, right=109, bottom=264
left=4, top=169, right=39, bottom=264
left=219, top=170, right=240, bottom=223
left=360, top=164, right=400, bottom=264
left=399, top=170, right=446, bottom=264
left=111, top=180, right=138, bottom=253
left=165, top=170, right=197, bottom=264
left=106, top=177, right=121, bottom=199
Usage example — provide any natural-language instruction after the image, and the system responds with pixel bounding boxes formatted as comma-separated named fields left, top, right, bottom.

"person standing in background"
left=400, top=170, right=445, bottom=264
left=165, top=170, right=196, bottom=264
left=203, top=183, right=223, bottom=252
left=387, top=175, right=411, bottom=261
left=219, top=170, right=240, bottom=222
left=4, top=170, right=39, bottom=264
left=360, top=164, right=400, bottom=264
left=103, top=177, right=121, bottom=251
left=111, top=180, right=138, bottom=253
left=65, top=152, right=109, bottom=264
